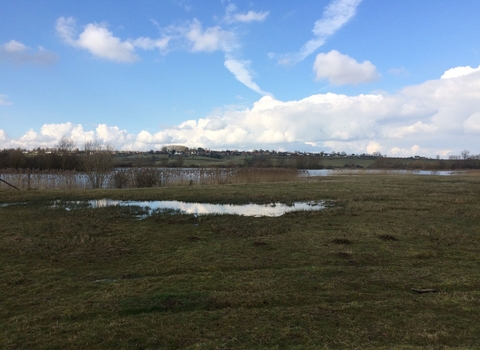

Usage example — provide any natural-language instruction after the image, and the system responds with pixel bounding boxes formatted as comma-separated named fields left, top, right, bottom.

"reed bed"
left=0, top=167, right=303, bottom=190
left=0, top=168, right=88, bottom=190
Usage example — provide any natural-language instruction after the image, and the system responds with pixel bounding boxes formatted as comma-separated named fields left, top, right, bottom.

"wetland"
left=1, top=173, right=480, bottom=349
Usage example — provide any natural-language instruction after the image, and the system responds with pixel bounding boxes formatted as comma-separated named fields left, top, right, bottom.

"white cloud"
left=131, top=37, right=170, bottom=50
left=387, top=121, right=436, bottom=139
left=223, top=4, right=269, bottom=24
left=224, top=58, right=272, bottom=96
left=204, top=118, right=227, bottom=131
left=41, top=122, right=76, bottom=139
left=4, top=64, right=480, bottom=157
left=441, top=65, right=480, bottom=79
left=3, top=40, right=28, bottom=52
left=232, top=10, right=269, bottom=23
left=170, top=17, right=268, bottom=95
left=56, top=17, right=170, bottom=62
left=390, top=145, right=422, bottom=157
left=55, top=14, right=268, bottom=95
left=56, top=17, right=138, bottom=62
left=279, top=0, right=362, bottom=65
left=313, top=50, right=379, bottom=85
left=388, top=67, right=409, bottom=77
left=463, top=112, right=480, bottom=134
left=0, top=40, right=57, bottom=66
left=366, top=141, right=382, bottom=154
left=55, top=17, right=77, bottom=45
left=0, top=129, right=10, bottom=142
left=184, top=19, right=235, bottom=52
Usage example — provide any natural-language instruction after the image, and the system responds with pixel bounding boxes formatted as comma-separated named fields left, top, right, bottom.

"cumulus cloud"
left=441, top=65, right=480, bottom=79
left=313, top=50, right=380, bottom=85
left=56, top=17, right=169, bottom=62
left=386, top=121, right=436, bottom=139
left=0, top=129, right=10, bottom=142
left=278, top=0, right=362, bottom=65
left=5, top=69, right=479, bottom=157
left=0, top=40, right=58, bottom=66
left=390, top=145, right=422, bottom=157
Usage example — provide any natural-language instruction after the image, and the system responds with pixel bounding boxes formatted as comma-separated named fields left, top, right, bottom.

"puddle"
left=52, top=199, right=329, bottom=217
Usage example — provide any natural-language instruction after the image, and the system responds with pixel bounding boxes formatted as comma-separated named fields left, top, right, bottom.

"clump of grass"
left=379, top=234, right=399, bottom=241
left=331, top=238, right=352, bottom=245
left=336, top=251, right=352, bottom=259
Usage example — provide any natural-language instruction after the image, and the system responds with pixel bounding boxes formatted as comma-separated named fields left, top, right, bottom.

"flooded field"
left=0, top=167, right=467, bottom=190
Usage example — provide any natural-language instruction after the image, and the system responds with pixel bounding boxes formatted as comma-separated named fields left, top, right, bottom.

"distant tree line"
left=369, top=150, right=480, bottom=170
left=2, top=143, right=480, bottom=171
left=0, top=148, right=79, bottom=170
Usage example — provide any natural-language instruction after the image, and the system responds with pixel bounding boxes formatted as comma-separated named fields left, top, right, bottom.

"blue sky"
left=1, top=0, right=480, bottom=157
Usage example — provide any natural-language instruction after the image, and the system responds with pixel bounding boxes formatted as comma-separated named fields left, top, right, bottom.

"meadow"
left=1, top=173, right=480, bottom=349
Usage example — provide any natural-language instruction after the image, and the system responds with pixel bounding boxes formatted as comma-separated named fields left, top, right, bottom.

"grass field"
left=1, top=174, right=480, bottom=349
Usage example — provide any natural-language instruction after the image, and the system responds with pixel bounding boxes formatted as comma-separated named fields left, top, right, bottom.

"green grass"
left=1, top=174, right=480, bottom=349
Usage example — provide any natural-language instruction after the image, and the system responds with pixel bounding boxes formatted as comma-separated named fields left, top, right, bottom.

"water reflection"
left=54, top=199, right=328, bottom=217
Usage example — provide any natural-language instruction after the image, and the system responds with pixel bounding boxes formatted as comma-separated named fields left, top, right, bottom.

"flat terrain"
left=1, top=174, right=480, bottom=349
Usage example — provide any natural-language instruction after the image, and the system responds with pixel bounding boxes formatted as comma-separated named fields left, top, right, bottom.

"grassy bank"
left=1, top=174, right=480, bottom=349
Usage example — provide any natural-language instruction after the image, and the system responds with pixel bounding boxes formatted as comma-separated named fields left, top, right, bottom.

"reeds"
left=0, top=168, right=88, bottom=190
left=0, top=167, right=303, bottom=190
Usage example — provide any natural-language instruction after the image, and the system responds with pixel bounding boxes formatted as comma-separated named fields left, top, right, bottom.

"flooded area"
left=0, top=167, right=467, bottom=190
left=51, top=199, right=329, bottom=217
left=305, top=169, right=464, bottom=176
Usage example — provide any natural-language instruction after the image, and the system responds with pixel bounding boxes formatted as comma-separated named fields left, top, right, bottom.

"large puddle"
left=51, top=199, right=328, bottom=217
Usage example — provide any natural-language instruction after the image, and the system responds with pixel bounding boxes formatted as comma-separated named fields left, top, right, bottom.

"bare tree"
left=461, top=150, right=470, bottom=160
left=56, top=136, right=76, bottom=153
left=56, top=136, right=77, bottom=169
left=81, top=140, right=115, bottom=188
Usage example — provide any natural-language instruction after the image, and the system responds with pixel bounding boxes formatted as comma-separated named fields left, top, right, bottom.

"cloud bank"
left=2, top=65, right=480, bottom=157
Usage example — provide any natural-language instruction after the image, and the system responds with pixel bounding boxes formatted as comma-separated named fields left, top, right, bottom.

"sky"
left=1, top=0, right=480, bottom=157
